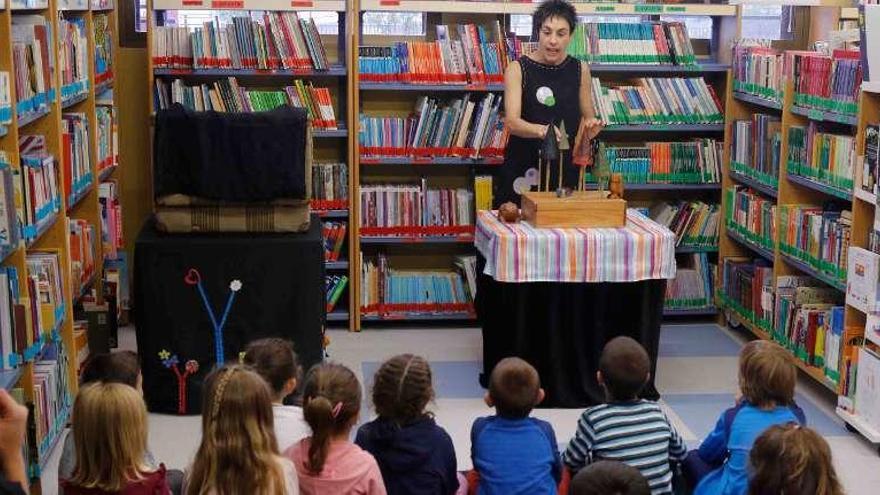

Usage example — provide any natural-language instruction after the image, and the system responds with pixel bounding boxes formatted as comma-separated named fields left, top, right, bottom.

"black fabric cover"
left=134, top=217, right=324, bottom=414
left=475, top=254, right=666, bottom=408
left=153, top=104, right=309, bottom=202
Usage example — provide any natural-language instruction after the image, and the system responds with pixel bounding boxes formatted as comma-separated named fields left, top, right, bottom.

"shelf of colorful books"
left=360, top=234, right=476, bottom=244
left=732, top=91, right=783, bottom=111
left=786, top=171, right=853, bottom=202
left=836, top=407, right=880, bottom=444
left=586, top=182, right=721, bottom=191
left=663, top=306, right=718, bottom=317
left=326, top=260, right=349, bottom=270
left=153, top=66, right=347, bottom=78
left=24, top=206, right=60, bottom=249
left=98, top=164, right=117, bottom=182
left=58, top=0, right=89, bottom=10
left=602, top=124, right=725, bottom=133
left=675, top=245, right=718, bottom=254
left=359, top=0, right=737, bottom=16
left=0, top=369, right=22, bottom=391
left=67, top=177, right=94, bottom=211
left=17, top=104, right=52, bottom=129
left=790, top=104, right=859, bottom=127
left=359, top=156, right=503, bottom=166
left=725, top=223, right=775, bottom=263
left=589, top=62, right=730, bottom=74
left=74, top=271, right=97, bottom=306
left=778, top=247, right=847, bottom=292
left=729, top=168, right=779, bottom=199
left=359, top=82, right=504, bottom=92
left=314, top=127, right=348, bottom=139
left=153, top=0, right=345, bottom=11
left=327, top=309, right=349, bottom=322
left=37, top=402, right=71, bottom=471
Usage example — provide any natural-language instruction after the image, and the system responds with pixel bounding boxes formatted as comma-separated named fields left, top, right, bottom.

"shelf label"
left=211, top=0, right=243, bottom=7
left=379, top=0, right=400, bottom=5
left=595, top=5, right=616, bottom=12
left=291, top=0, right=313, bottom=6
left=181, top=0, right=203, bottom=5
left=808, top=108, right=823, bottom=121
left=634, top=4, right=662, bottom=14
left=665, top=6, right=687, bottom=13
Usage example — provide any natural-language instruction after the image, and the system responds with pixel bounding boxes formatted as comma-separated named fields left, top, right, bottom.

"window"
left=120, top=0, right=147, bottom=47
left=659, top=15, right=712, bottom=40
left=362, top=11, right=425, bottom=36
left=741, top=4, right=794, bottom=41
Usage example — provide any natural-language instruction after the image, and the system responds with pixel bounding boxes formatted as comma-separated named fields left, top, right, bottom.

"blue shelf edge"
left=314, top=128, right=348, bottom=138
left=17, top=107, right=52, bottom=128
left=675, top=245, right=719, bottom=253
left=327, top=310, right=350, bottom=322
left=790, top=104, right=858, bottom=126
left=25, top=210, right=59, bottom=249
left=61, top=92, right=88, bottom=109
left=663, top=306, right=719, bottom=317
left=727, top=228, right=775, bottom=263
left=67, top=181, right=94, bottom=211
left=786, top=173, right=852, bottom=202
left=98, top=165, right=117, bottom=182
left=732, top=91, right=783, bottom=111
left=0, top=368, right=23, bottom=390
left=361, top=311, right=476, bottom=322
left=729, top=170, right=779, bottom=199
left=779, top=252, right=846, bottom=292
left=325, top=261, right=349, bottom=270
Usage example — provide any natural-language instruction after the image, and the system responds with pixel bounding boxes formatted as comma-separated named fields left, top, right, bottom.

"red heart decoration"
left=184, top=269, right=201, bottom=286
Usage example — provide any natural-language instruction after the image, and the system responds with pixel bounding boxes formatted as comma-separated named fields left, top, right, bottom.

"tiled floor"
left=40, top=323, right=880, bottom=495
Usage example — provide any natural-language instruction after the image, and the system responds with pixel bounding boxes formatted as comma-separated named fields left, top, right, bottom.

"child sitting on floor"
left=748, top=423, right=842, bottom=495
left=355, top=354, right=459, bottom=495
left=685, top=340, right=805, bottom=495
left=562, top=336, right=686, bottom=495
left=243, top=338, right=310, bottom=452
left=286, top=363, right=386, bottom=495
left=471, top=357, right=561, bottom=495
left=568, top=460, right=650, bottom=495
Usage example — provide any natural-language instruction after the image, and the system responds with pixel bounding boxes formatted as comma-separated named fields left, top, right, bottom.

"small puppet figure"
left=608, top=173, right=625, bottom=200
left=556, top=120, right=570, bottom=192
left=539, top=121, right=559, bottom=191
left=159, top=350, right=200, bottom=415
left=497, top=202, right=521, bottom=223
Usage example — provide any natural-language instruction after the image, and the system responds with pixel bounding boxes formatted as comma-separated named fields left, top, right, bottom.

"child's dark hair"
left=302, top=362, right=361, bottom=474
left=489, top=357, right=541, bottom=419
left=372, top=354, right=434, bottom=425
left=739, top=340, right=796, bottom=407
left=599, top=337, right=650, bottom=400
left=569, top=461, right=650, bottom=495
left=80, top=351, right=140, bottom=387
left=749, top=423, right=843, bottom=495
left=243, top=338, right=300, bottom=398
left=533, top=0, right=577, bottom=37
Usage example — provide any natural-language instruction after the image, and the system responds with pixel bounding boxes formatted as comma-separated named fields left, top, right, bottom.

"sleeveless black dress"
left=496, top=55, right=583, bottom=207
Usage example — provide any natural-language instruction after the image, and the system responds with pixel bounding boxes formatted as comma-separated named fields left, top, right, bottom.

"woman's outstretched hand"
left=582, top=118, right=604, bottom=139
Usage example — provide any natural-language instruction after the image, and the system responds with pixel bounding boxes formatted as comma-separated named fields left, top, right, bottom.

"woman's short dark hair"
left=533, top=0, right=578, bottom=37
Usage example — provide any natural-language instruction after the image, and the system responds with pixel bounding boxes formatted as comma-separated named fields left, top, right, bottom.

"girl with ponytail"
left=285, top=362, right=386, bottom=494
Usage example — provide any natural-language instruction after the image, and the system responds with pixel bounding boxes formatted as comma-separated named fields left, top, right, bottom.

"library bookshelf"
left=0, top=0, right=120, bottom=489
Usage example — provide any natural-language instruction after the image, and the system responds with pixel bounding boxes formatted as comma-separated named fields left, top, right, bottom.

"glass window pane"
left=660, top=15, right=712, bottom=40
left=362, top=11, right=425, bottom=36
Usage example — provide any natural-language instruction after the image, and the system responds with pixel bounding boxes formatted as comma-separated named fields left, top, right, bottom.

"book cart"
left=0, top=0, right=121, bottom=490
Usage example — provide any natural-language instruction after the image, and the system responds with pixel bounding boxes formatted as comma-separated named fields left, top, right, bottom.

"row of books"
left=69, top=219, right=97, bottom=300
left=94, top=13, right=113, bottom=82
left=19, top=135, right=61, bottom=233
left=325, top=275, right=348, bottom=313
left=360, top=183, right=474, bottom=232
left=664, top=253, right=715, bottom=310
left=360, top=254, right=472, bottom=315
left=358, top=93, right=506, bottom=157
left=0, top=159, right=19, bottom=250
left=732, top=42, right=783, bottom=101
left=0, top=267, right=24, bottom=370
left=725, top=185, right=777, bottom=251
left=590, top=140, right=721, bottom=185
left=454, top=255, right=477, bottom=302
left=778, top=206, right=851, bottom=284
left=590, top=77, right=723, bottom=125
left=26, top=251, right=64, bottom=336
left=787, top=124, right=855, bottom=194
left=312, top=162, right=348, bottom=203
left=650, top=201, right=719, bottom=249
left=568, top=22, right=695, bottom=65
left=731, top=114, right=781, bottom=190
left=861, top=124, right=880, bottom=197
left=99, top=180, right=123, bottom=261
left=32, top=342, right=71, bottom=464
left=11, top=16, right=54, bottom=116
left=58, top=18, right=89, bottom=98
left=788, top=50, right=861, bottom=116
left=359, top=23, right=508, bottom=83
left=720, top=257, right=774, bottom=328
left=154, top=78, right=337, bottom=128
left=95, top=106, right=118, bottom=172
left=1, top=72, right=11, bottom=127
left=322, top=221, right=346, bottom=262
left=152, top=13, right=330, bottom=71
left=61, top=113, right=93, bottom=207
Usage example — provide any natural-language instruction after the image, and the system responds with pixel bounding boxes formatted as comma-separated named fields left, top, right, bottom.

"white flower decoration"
left=230, top=280, right=243, bottom=292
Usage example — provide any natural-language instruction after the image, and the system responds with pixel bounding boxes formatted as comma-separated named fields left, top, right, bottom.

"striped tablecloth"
left=475, top=209, right=677, bottom=283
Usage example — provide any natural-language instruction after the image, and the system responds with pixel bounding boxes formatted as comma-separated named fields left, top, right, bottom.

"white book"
left=846, top=246, right=880, bottom=313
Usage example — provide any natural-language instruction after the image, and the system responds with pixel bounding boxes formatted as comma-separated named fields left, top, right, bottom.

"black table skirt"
left=476, top=254, right=666, bottom=408
left=134, top=217, right=324, bottom=414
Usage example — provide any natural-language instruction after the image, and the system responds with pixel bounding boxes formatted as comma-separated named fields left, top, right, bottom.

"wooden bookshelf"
left=0, top=0, right=120, bottom=489
left=359, top=0, right=737, bottom=16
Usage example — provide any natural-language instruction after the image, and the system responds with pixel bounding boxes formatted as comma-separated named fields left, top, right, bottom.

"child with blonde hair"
left=356, top=354, right=458, bottom=495
left=286, top=362, right=386, bottom=494
left=749, top=423, right=843, bottom=495
left=61, top=382, right=170, bottom=494
left=185, top=365, right=298, bottom=495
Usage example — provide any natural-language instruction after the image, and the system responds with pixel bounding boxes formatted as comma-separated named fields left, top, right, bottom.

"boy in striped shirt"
left=563, top=337, right=686, bottom=495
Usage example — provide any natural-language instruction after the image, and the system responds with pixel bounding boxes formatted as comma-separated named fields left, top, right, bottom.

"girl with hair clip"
left=184, top=365, right=298, bottom=495
left=284, top=362, right=386, bottom=495
left=749, top=423, right=844, bottom=495
left=355, top=354, right=459, bottom=495
left=61, top=382, right=171, bottom=495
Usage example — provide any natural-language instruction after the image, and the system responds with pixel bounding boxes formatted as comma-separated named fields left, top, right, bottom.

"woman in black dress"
left=498, top=0, right=604, bottom=206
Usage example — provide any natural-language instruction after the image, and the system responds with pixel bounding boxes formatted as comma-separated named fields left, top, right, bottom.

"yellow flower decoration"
left=158, top=349, right=171, bottom=361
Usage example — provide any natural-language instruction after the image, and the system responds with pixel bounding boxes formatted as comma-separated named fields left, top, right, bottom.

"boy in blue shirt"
left=471, top=357, right=561, bottom=495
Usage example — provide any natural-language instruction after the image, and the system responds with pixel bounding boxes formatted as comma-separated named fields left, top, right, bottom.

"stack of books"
left=725, top=185, right=777, bottom=251
left=322, top=221, right=347, bottom=262
left=731, top=114, right=782, bottom=189
left=651, top=201, right=720, bottom=250
left=787, top=123, right=855, bottom=194
left=589, top=140, right=721, bottom=184
left=68, top=219, right=97, bottom=299
left=359, top=94, right=506, bottom=158
left=360, top=183, right=474, bottom=236
left=786, top=50, right=862, bottom=116
left=732, top=42, right=783, bottom=101
left=454, top=255, right=477, bottom=302
left=312, top=162, right=348, bottom=210
left=361, top=254, right=472, bottom=316
left=0, top=266, right=24, bottom=371
left=11, top=15, right=55, bottom=118
left=325, top=275, right=349, bottom=313
left=779, top=206, right=852, bottom=284
left=569, top=21, right=695, bottom=65
left=720, top=257, right=774, bottom=329
left=19, top=135, right=61, bottom=235
left=98, top=181, right=123, bottom=260
left=93, top=13, right=113, bottom=85
left=591, top=77, right=723, bottom=125
left=665, top=253, right=715, bottom=311
left=58, top=18, right=89, bottom=103
left=96, top=106, right=117, bottom=173
left=61, top=113, right=93, bottom=207
left=152, top=13, right=330, bottom=71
